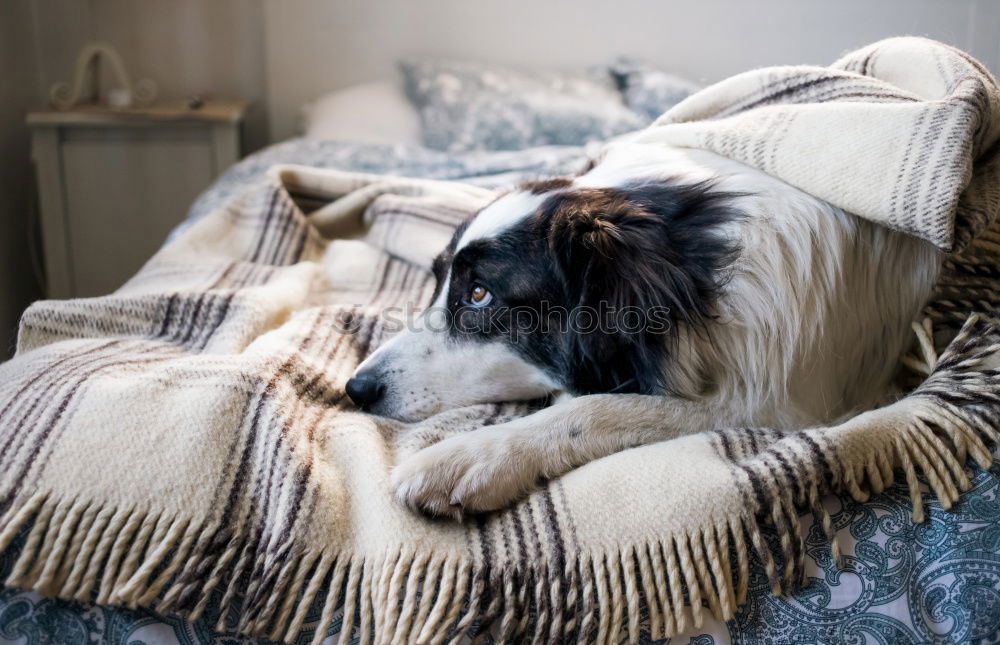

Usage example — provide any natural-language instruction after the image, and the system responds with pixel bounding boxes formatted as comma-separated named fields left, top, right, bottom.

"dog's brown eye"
left=468, top=284, right=493, bottom=307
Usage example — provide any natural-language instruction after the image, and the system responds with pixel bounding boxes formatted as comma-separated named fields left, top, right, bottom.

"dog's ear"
left=541, top=183, right=741, bottom=393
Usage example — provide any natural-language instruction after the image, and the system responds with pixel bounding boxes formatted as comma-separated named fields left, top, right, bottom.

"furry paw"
left=390, top=429, right=540, bottom=519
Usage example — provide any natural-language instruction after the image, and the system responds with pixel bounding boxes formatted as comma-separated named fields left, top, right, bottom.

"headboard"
left=263, top=0, right=999, bottom=143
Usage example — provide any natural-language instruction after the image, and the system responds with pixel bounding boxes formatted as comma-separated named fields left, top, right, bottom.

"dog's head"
left=345, top=171, right=740, bottom=421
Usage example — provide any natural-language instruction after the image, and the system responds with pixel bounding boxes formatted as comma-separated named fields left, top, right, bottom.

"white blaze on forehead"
left=456, top=190, right=548, bottom=251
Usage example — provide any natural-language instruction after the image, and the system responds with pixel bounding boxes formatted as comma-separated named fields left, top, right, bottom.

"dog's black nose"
left=345, top=375, right=383, bottom=409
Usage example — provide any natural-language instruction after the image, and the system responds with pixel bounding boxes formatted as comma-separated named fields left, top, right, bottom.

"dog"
left=345, top=142, right=941, bottom=519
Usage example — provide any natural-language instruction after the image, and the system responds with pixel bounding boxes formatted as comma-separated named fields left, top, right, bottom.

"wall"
left=0, top=0, right=43, bottom=357
left=29, top=0, right=269, bottom=151
left=265, top=0, right=1000, bottom=141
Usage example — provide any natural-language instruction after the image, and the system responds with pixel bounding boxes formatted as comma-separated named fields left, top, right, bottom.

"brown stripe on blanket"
left=263, top=192, right=298, bottom=265
left=213, top=313, right=333, bottom=627
left=248, top=187, right=282, bottom=263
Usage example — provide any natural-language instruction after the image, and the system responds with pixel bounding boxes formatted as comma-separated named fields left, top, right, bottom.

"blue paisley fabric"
left=3, top=139, right=999, bottom=644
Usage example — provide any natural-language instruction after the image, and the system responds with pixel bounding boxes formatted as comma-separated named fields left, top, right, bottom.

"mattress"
left=2, top=138, right=998, bottom=645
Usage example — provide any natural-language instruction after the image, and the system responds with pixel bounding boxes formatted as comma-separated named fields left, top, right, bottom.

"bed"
left=3, top=42, right=1000, bottom=645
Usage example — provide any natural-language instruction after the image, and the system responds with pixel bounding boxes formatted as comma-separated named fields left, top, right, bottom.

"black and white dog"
left=345, top=143, right=941, bottom=518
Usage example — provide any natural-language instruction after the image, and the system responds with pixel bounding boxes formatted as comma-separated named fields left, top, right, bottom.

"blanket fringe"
left=0, top=494, right=754, bottom=644
left=1, top=315, right=998, bottom=644
left=0, top=466, right=993, bottom=645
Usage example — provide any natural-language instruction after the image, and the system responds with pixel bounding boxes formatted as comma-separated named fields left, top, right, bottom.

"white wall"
left=0, top=0, right=43, bottom=357
left=265, top=0, right=1000, bottom=140
left=28, top=0, right=269, bottom=150
left=14, top=0, right=1000, bottom=167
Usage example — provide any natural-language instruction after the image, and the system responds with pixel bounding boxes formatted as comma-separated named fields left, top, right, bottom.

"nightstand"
left=28, top=100, right=250, bottom=298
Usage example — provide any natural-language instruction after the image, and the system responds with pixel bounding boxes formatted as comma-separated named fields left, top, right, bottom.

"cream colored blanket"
left=1, top=38, right=1000, bottom=644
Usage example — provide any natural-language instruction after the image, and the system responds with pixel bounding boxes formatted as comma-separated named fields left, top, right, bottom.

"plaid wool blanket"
left=2, top=38, right=1000, bottom=644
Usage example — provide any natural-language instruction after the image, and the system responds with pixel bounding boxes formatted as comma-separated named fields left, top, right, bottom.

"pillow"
left=609, top=58, right=702, bottom=121
left=302, top=81, right=422, bottom=145
left=400, top=59, right=646, bottom=153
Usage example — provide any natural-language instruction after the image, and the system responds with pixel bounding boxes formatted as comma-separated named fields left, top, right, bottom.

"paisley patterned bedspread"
left=2, top=138, right=999, bottom=645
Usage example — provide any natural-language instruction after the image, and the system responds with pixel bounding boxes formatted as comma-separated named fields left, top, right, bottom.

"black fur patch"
left=430, top=180, right=743, bottom=396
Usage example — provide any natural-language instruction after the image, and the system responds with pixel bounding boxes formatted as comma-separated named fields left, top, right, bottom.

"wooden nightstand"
left=28, top=100, right=250, bottom=298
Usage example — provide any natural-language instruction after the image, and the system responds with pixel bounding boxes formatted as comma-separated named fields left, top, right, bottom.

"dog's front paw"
left=391, top=430, right=539, bottom=520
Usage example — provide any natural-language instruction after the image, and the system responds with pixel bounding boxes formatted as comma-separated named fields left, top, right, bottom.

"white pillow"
left=302, top=80, right=422, bottom=145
